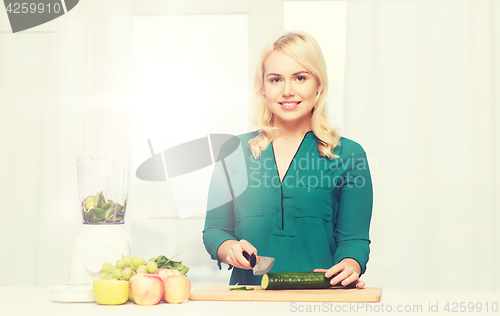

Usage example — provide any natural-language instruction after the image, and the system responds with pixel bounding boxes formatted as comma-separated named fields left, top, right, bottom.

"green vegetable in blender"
left=82, top=191, right=126, bottom=224
left=88, top=208, right=105, bottom=222
left=96, top=191, right=105, bottom=208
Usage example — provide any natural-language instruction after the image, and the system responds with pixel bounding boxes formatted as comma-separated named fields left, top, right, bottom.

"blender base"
left=51, top=224, right=133, bottom=302
left=68, top=224, right=133, bottom=285
left=50, top=284, right=95, bottom=303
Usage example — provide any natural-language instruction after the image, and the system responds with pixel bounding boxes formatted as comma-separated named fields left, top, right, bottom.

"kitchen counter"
left=1, top=286, right=499, bottom=316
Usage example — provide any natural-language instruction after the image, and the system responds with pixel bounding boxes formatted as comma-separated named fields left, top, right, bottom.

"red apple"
left=129, top=273, right=164, bottom=305
left=163, top=275, right=191, bottom=304
left=155, top=268, right=181, bottom=279
left=154, top=269, right=180, bottom=301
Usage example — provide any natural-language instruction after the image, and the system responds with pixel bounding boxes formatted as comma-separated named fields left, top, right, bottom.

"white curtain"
left=344, top=0, right=500, bottom=291
left=0, top=0, right=134, bottom=286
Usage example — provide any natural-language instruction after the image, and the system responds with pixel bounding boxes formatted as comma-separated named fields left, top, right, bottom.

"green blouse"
left=202, top=130, right=373, bottom=285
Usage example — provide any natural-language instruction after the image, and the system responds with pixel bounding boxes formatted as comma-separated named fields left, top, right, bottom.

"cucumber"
left=83, top=196, right=95, bottom=210
left=261, top=272, right=332, bottom=290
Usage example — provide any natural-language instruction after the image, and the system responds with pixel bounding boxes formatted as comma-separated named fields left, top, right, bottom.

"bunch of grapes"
left=100, top=255, right=159, bottom=281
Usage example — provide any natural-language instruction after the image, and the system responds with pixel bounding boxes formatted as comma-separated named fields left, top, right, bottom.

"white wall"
left=1, top=0, right=497, bottom=292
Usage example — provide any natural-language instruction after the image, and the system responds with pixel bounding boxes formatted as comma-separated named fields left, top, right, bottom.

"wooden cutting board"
left=189, top=285, right=382, bottom=302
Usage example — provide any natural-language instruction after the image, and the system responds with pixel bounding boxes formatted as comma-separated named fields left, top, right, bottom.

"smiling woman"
left=203, top=32, right=373, bottom=288
left=261, top=50, right=319, bottom=135
left=249, top=32, right=339, bottom=161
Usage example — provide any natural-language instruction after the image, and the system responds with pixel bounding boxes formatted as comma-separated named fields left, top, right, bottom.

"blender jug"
left=78, top=156, right=129, bottom=224
left=68, top=157, right=133, bottom=287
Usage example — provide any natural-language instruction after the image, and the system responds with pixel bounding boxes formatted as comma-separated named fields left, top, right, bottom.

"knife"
left=242, top=251, right=275, bottom=275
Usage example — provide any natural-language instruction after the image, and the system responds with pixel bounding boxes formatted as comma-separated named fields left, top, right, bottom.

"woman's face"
left=261, top=50, right=319, bottom=128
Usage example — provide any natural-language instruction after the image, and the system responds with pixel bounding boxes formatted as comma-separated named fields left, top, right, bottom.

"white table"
left=1, top=286, right=498, bottom=316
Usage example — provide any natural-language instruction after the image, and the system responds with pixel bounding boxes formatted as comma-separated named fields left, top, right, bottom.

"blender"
left=51, top=156, right=134, bottom=302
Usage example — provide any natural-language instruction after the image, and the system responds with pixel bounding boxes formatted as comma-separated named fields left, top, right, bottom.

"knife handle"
left=242, top=251, right=256, bottom=268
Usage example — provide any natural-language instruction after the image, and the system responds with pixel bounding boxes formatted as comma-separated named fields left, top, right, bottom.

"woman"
left=203, top=32, right=373, bottom=288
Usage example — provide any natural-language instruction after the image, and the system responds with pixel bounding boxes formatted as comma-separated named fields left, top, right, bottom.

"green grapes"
left=122, top=255, right=132, bottom=266
left=99, top=254, right=177, bottom=282
left=132, top=256, right=145, bottom=268
left=146, top=261, right=158, bottom=273
left=102, top=262, right=113, bottom=272
left=122, top=267, right=133, bottom=281
left=136, top=265, right=148, bottom=274
left=112, top=268, right=123, bottom=279
left=116, top=260, right=125, bottom=269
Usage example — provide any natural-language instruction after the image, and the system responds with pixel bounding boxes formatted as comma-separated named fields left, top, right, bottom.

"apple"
left=155, top=268, right=181, bottom=280
left=163, top=275, right=191, bottom=304
left=154, top=269, right=182, bottom=301
left=129, top=273, right=164, bottom=305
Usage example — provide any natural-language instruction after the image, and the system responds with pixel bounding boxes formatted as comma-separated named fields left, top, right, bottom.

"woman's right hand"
left=218, top=239, right=258, bottom=270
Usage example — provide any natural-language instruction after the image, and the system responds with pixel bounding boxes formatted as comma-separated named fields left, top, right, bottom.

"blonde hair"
left=248, top=32, right=341, bottom=160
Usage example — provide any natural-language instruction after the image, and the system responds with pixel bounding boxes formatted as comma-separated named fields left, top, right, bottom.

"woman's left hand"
left=312, top=258, right=365, bottom=289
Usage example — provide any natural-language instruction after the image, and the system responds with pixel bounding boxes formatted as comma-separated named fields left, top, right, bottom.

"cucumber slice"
left=261, top=272, right=332, bottom=290
left=230, top=286, right=254, bottom=291
left=95, top=192, right=101, bottom=208
left=262, top=274, right=269, bottom=289
left=83, top=196, right=95, bottom=210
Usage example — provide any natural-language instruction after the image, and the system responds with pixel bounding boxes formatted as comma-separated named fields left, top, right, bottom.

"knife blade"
left=242, top=251, right=275, bottom=275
